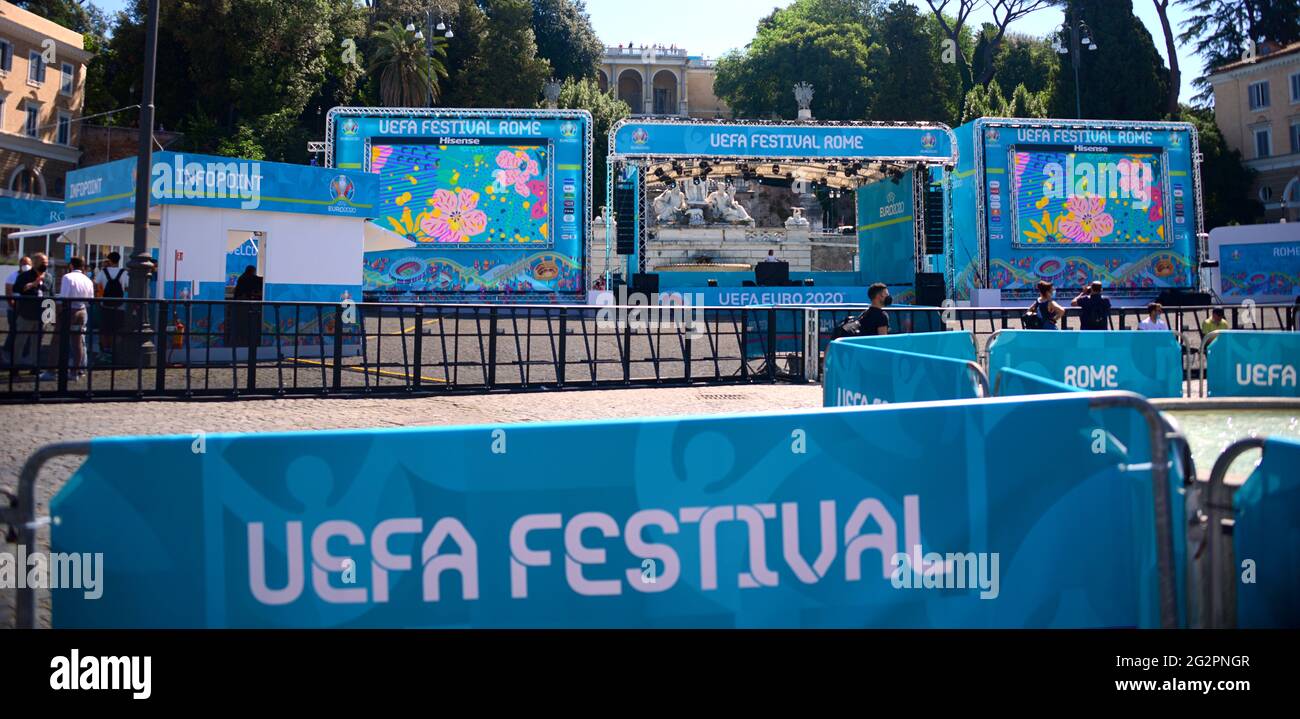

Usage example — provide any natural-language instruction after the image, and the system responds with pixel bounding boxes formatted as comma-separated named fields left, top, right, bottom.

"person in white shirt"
left=1137, top=302, right=1169, bottom=331
left=762, top=249, right=780, bottom=262
left=4, top=255, right=31, bottom=360
left=49, top=256, right=96, bottom=380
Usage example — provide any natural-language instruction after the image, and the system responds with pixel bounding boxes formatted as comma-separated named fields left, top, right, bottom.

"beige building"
left=0, top=0, right=89, bottom=200
left=1209, top=40, right=1300, bottom=221
left=597, top=45, right=729, bottom=119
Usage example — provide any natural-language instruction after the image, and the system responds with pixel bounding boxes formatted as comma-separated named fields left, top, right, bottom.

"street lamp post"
left=1053, top=6, right=1097, bottom=118
left=126, top=0, right=160, bottom=367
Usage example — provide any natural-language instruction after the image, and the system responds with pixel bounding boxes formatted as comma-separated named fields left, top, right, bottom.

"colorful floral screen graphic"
left=370, top=139, right=552, bottom=248
left=1010, top=147, right=1169, bottom=249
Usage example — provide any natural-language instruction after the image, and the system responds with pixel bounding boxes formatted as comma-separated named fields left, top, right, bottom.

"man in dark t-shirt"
left=1072, top=281, right=1111, bottom=330
left=859, top=282, right=891, bottom=335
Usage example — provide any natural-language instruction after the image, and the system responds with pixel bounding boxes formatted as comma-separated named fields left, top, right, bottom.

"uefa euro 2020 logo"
left=920, top=132, right=937, bottom=152
left=631, top=127, right=649, bottom=145
left=560, top=122, right=578, bottom=138
left=341, top=118, right=359, bottom=136
left=330, top=175, right=356, bottom=203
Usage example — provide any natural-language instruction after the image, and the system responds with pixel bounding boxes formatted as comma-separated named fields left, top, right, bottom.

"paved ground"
left=0, top=383, right=822, bottom=628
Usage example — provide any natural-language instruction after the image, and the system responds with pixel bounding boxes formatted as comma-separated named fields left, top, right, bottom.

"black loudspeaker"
left=915, top=272, right=946, bottom=307
left=613, top=180, right=637, bottom=255
left=631, top=272, right=659, bottom=295
left=754, top=261, right=790, bottom=287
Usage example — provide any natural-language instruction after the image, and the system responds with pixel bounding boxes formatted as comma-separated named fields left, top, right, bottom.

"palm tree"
left=369, top=21, right=448, bottom=107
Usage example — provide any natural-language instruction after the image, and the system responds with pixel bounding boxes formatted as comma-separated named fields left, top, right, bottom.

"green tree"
left=531, top=0, right=602, bottom=82
left=1178, top=0, right=1300, bottom=103
left=1009, top=82, right=1047, bottom=118
left=105, top=0, right=366, bottom=161
left=439, top=0, right=490, bottom=106
left=961, top=79, right=1013, bottom=121
left=1048, top=0, right=1168, bottom=119
left=459, top=0, right=551, bottom=107
left=714, top=6, right=876, bottom=120
left=555, top=78, right=629, bottom=207
left=985, top=33, right=1057, bottom=96
left=869, top=1, right=961, bottom=125
left=369, top=20, right=448, bottom=106
left=1180, top=105, right=1262, bottom=227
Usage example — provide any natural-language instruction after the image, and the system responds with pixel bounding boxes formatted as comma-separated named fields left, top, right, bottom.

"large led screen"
left=1010, top=145, right=1169, bottom=249
left=370, top=138, right=553, bottom=248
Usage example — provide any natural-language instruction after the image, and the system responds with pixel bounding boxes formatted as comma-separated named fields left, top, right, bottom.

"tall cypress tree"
left=1049, top=0, right=1169, bottom=120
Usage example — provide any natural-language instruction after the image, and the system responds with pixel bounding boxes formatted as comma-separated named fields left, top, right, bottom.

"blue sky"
left=88, top=0, right=1205, bottom=103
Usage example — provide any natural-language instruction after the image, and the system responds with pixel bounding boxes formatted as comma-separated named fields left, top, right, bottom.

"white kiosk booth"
left=20, top=151, right=378, bottom=362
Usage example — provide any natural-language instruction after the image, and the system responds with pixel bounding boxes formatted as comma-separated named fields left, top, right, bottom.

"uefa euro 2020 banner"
left=51, top=395, right=1180, bottom=628
left=1205, top=331, right=1300, bottom=398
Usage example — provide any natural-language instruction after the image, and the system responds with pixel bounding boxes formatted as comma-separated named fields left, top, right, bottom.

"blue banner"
left=65, top=152, right=377, bottom=219
left=987, top=329, right=1183, bottom=398
left=51, top=394, right=1179, bottom=628
left=612, top=121, right=955, bottom=161
left=65, top=157, right=137, bottom=216
left=1234, top=437, right=1300, bottom=627
left=1205, top=331, right=1300, bottom=398
left=857, top=172, right=915, bottom=286
left=0, top=196, right=65, bottom=227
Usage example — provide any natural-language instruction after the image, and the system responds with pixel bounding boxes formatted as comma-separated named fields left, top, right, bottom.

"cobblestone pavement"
left=0, top=384, right=822, bottom=628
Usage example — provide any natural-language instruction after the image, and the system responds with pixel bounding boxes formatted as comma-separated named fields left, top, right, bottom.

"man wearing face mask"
left=4, top=255, right=31, bottom=361
left=12, top=252, right=54, bottom=374
left=858, top=282, right=892, bottom=336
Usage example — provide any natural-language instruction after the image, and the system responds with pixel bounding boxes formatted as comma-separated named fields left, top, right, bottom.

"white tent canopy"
left=9, top=208, right=135, bottom=239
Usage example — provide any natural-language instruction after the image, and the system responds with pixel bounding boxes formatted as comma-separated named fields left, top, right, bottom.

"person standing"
left=4, top=256, right=31, bottom=361
left=762, top=249, right=780, bottom=262
left=51, top=256, right=95, bottom=381
left=851, top=282, right=892, bottom=336
left=96, top=251, right=128, bottom=356
left=1071, top=281, right=1111, bottom=330
left=1029, top=280, right=1065, bottom=329
left=11, top=253, right=54, bottom=375
left=1201, top=307, right=1230, bottom=346
left=1138, top=302, right=1170, bottom=331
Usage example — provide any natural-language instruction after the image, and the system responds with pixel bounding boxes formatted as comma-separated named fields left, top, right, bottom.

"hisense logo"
left=49, top=650, right=151, bottom=700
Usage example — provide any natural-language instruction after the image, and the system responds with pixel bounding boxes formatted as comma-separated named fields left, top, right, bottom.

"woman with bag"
left=1025, top=280, right=1065, bottom=330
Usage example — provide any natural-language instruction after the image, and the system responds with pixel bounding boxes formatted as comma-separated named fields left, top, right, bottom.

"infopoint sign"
left=611, top=120, right=956, bottom=162
left=64, top=152, right=376, bottom=219
left=952, top=118, right=1202, bottom=299
left=328, top=108, right=592, bottom=299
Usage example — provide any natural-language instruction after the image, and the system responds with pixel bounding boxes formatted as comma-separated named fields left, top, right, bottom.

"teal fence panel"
left=50, top=394, right=1179, bottom=628
left=1205, top=331, right=1300, bottom=398
left=987, top=330, right=1183, bottom=398
left=1234, top=437, right=1300, bottom=627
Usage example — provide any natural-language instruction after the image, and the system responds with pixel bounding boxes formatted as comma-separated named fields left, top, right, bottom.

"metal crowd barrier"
left=1, top=297, right=1292, bottom=401
left=0, top=297, right=806, bottom=401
